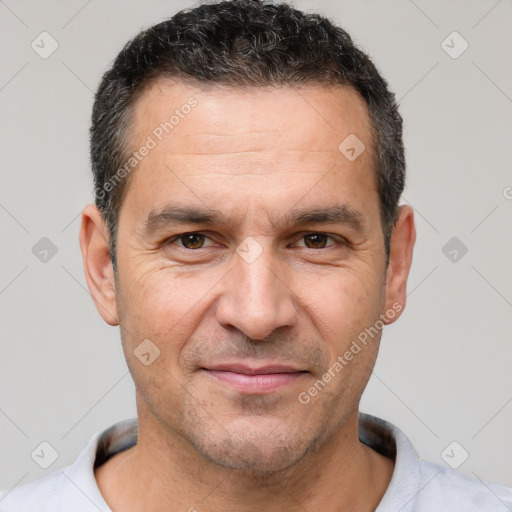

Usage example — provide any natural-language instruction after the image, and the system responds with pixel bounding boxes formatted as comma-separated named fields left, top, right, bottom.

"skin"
left=80, top=78, right=415, bottom=511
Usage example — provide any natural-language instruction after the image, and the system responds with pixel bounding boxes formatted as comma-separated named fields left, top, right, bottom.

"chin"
left=194, top=436, right=307, bottom=475
left=184, top=415, right=318, bottom=475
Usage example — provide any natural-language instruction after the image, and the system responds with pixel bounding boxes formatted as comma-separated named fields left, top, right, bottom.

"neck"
left=95, top=405, right=394, bottom=512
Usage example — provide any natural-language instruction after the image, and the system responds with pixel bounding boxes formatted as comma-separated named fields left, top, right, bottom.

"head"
left=81, top=0, right=415, bottom=474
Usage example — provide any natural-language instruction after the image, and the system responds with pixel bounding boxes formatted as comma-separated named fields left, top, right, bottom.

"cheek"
left=116, top=269, right=211, bottom=404
left=117, top=266, right=219, bottom=356
left=298, top=268, right=384, bottom=358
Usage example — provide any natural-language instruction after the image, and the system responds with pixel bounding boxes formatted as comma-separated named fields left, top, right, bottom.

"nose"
left=214, top=246, right=298, bottom=340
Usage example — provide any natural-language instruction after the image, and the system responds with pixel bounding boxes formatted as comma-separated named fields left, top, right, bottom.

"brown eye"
left=177, top=233, right=206, bottom=249
left=302, top=233, right=332, bottom=249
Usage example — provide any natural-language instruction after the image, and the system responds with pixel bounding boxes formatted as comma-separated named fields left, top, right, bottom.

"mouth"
left=200, top=363, right=309, bottom=394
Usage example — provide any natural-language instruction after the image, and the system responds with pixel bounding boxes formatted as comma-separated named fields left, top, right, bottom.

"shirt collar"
left=64, top=413, right=421, bottom=511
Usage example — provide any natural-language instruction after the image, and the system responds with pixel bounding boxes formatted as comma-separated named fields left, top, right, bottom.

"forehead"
left=121, top=78, right=377, bottom=226
left=130, top=78, right=372, bottom=156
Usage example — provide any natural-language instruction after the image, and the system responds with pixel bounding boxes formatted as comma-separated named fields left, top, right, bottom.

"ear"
left=79, top=204, right=119, bottom=326
left=383, top=205, right=416, bottom=324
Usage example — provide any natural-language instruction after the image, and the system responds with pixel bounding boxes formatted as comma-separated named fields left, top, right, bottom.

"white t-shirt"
left=1, top=413, right=511, bottom=511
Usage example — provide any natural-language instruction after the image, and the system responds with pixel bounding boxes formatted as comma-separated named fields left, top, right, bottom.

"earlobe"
left=383, top=205, right=416, bottom=324
left=79, top=204, right=119, bottom=326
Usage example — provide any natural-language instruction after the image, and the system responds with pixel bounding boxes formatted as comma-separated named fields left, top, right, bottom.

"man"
left=1, top=0, right=510, bottom=510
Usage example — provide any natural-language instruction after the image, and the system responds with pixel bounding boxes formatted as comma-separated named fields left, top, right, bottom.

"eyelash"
left=164, top=232, right=345, bottom=250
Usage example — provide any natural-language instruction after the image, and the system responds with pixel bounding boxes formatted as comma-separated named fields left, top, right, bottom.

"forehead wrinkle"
left=168, top=130, right=282, bottom=138
left=156, top=131, right=340, bottom=156
left=165, top=149, right=337, bottom=156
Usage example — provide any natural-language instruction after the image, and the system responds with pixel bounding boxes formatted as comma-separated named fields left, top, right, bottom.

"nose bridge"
left=215, top=240, right=297, bottom=340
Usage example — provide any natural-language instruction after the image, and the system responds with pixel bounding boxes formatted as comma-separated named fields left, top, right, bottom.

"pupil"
left=306, top=234, right=326, bottom=248
left=184, top=234, right=203, bottom=248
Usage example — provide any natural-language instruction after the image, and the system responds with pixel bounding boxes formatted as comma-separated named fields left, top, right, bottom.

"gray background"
left=1, top=0, right=511, bottom=495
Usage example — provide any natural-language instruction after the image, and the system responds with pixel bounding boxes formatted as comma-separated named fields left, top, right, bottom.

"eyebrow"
left=143, top=203, right=365, bottom=236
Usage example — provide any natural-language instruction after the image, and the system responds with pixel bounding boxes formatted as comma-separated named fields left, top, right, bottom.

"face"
left=81, top=78, right=414, bottom=474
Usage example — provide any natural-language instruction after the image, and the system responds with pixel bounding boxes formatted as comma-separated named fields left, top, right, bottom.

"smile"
left=201, top=363, right=308, bottom=393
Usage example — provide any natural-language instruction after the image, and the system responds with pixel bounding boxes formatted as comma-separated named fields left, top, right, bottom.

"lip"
left=201, top=362, right=308, bottom=393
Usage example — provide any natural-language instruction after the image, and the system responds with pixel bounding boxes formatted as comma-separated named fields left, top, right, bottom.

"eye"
left=164, top=231, right=342, bottom=251
left=294, top=233, right=337, bottom=249
left=167, top=232, right=216, bottom=250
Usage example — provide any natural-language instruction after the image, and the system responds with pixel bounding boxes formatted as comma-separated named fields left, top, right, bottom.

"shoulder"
left=359, top=413, right=512, bottom=512
left=0, top=463, right=110, bottom=512
left=0, top=470, right=66, bottom=511
left=414, top=458, right=512, bottom=511
left=0, top=419, right=129, bottom=512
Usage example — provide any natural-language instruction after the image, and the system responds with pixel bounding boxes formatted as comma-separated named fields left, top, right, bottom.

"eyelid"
left=164, top=230, right=347, bottom=250
left=166, top=232, right=218, bottom=248
left=291, top=232, right=345, bottom=248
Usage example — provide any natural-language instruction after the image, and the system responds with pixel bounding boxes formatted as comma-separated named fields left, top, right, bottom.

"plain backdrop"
left=1, top=0, right=511, bottom=492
